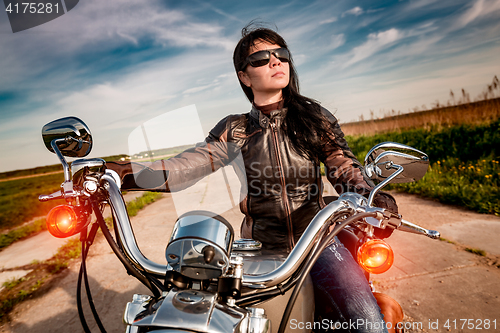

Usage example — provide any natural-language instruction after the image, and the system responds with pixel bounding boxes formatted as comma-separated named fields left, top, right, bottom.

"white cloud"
left=308, top=44, right=500, bottom=124
left=293, top=54, right=307, bottom=66
left=342, top=6, right=364, bottom=17
left=0, top=46, right=246, bottom=171
left=0, top=0, right=234, bottom=91
left=455, top=0, right=500, bottom=29
left=198, top=1, right=244, bottom=23
left=342, top=28, right=402, bottom=67
left=405, top=0, right=441, bottom=10
left=319, top=17, right=338, bottom=25
left=59, top=0, right=234, bottom=50
left=330, top=34, right=346, bottom=50
left=2, top=0, right=500, bottom=173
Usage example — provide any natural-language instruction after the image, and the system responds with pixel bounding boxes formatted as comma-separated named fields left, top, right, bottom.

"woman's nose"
left=269, top=53, right=282, bottom=67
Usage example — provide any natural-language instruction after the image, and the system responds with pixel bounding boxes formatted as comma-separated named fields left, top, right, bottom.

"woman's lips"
left=272, top=71, right=285, bottom=77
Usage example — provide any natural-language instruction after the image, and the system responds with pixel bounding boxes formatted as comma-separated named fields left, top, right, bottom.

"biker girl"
left=108, top=24, right=398, bottom=333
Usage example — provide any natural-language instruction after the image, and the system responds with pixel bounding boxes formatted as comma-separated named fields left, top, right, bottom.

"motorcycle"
left=38, top=115, right=440, bottom=333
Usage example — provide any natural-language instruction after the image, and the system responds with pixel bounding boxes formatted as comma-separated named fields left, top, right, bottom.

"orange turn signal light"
left=46, top=205, right=89, bottom=238
left=357, top=239, right=394, bottom=274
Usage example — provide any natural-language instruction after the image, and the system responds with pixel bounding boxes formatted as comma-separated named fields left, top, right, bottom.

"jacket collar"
left=250, top=104, right=287, bottom=129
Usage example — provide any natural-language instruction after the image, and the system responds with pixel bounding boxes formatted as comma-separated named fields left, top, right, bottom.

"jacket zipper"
left=270, top=122, right=295, bottom=250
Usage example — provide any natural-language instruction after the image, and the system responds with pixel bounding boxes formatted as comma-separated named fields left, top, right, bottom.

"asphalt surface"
left=0, top=184, right=499, bottom=333
left=372, top=192, right=500, bottom=333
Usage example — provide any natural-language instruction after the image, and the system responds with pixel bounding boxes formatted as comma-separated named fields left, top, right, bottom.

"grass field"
left=347, top=119, right=500, bottom=216
left=0, top=154, right=128, bottom=180
left=392, top=158, right=499, bottom=215
left=341, top=97, right=500, bottom=136
left=0, top=165, right=62, bottom=181
left=0, top=173, right=65, bottom=232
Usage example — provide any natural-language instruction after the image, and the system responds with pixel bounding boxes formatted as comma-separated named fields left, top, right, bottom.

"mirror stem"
left=51, top=138, right=71, bottom=182
left=367, top=164, right=404, bottom=206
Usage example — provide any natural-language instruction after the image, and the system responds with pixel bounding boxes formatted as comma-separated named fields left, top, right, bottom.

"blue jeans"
left=310, top=238, right=388, bottom=333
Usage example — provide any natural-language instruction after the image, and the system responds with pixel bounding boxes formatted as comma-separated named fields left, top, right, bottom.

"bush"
left=346, top=121, right=500, bottom=216
left=347, top=120, right=500, bottom=163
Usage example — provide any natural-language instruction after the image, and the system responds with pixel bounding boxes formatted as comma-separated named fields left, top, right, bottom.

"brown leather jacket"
left=108, top=106, right=393, bottom=251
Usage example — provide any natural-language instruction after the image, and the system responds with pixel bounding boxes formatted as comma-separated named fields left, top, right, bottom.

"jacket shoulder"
left=208, top=114, right=249, bottom=141
left=320, top=106, right=339, bottom=124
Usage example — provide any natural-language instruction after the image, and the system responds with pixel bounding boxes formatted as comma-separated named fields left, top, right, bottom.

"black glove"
left=106, top=161, right=169, bottom=191
left=372, top=191, right=398, bottom=239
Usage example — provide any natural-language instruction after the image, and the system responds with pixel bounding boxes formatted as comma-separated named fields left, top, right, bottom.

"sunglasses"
left=242, top=47, right=290, bottom=69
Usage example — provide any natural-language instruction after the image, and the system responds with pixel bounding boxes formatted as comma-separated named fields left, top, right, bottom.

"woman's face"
left=238, top=39, right=290, bottom=103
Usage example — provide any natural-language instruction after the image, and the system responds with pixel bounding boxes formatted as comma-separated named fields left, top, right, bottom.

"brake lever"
left=38, top=183, right=91, bottom=202
left=398, top=219, right=440, bottom=239
left=39, top=190, right=63, bottom=202
left=363, top=208, right=440, bottom=239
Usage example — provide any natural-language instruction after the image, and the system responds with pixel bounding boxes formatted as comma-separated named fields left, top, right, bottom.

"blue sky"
left=0, top=0, right=499, bottom=172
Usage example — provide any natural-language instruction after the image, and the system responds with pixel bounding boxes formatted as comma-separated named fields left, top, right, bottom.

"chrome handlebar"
left=101, top=174, right=167, bottom=277
left=241, top=199, right=354, bottom=288
left=100, top=174, right=440, bottom=288
left=101, top=173, right=356, bottom=286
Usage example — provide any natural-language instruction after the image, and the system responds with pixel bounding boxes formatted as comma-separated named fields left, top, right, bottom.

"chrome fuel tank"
left=236, top=249, right=314, bottom=333
left=125, top=290, right=248, bottom=332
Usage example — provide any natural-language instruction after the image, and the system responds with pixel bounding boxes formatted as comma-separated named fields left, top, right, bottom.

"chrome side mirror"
left=364, top=142, right=429, bottom=207
left=41, top=116, right=93, bottom=187
left=364, top=142, right=429, bottom=184
left=42, top=116, right=92, bottom=158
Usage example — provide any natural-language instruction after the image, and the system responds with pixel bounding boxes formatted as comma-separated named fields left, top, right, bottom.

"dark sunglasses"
left=242, top=47, right=290, bottom=69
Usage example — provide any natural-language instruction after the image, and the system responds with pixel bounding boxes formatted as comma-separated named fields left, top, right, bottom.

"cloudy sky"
left=1, top=0, right=499, bottom=172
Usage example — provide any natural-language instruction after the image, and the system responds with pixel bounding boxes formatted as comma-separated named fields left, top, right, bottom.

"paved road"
left=0, top=188, right=499, bottom=332
left=372, top=192, right=500, bottom=333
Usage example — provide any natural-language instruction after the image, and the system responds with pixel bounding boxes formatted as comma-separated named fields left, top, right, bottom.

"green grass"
left=0, top=173, right=65, bottom=232
left=2, top=277, right=27, bottom=290
left=46, top=237, right=81, bottom=273
left=0, top=154, right=129, bottom=181
left=439, top=237, right=456, bottom=245
left=1, top=190, right=161, bottom=253
left=0, top=167, right=165, bottom=234
left=347, top=119, right=500, bottom=164
left=346, top=120, right=500, bottom=216
left=390, top=158, right=500, bottom=215
left=0, top=191, right=163, bottom=320
left=0, top=168, right=162, bottom=249
left=0, top=276, right=45, bottom=320
left=0, top=165, right=62, bottom=180
left=465, top=247, right=487, bottom=256
left=126, top=192, right=162, bottom=217
left=0, top=218, right=46, bottom=250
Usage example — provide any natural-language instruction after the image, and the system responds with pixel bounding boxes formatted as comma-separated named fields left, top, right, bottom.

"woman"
left=109, top=25, right=397, bottom=333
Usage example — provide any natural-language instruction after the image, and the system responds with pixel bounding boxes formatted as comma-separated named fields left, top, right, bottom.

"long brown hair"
left=233, top=24, right=333, bottom=160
